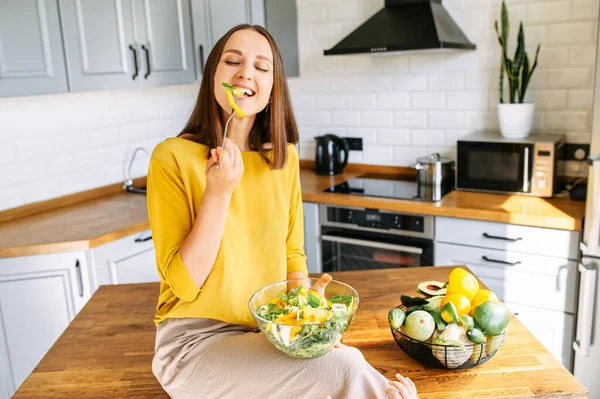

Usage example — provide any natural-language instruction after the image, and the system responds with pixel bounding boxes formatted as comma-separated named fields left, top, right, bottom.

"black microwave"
left=456, top=132, right=565, bottom=197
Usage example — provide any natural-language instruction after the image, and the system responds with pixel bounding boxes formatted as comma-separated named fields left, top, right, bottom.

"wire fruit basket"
left=390, top=306, right=506, bottom=369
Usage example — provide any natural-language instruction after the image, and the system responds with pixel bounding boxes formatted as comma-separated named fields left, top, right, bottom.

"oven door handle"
left=321, top=235, right=423, bottom=255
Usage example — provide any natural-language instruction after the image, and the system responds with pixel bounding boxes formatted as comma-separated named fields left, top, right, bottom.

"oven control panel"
left=326, top=207, right=425, bottom=233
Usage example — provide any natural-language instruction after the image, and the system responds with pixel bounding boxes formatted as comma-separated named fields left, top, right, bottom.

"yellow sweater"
left=147, top=137, right=308, bottom=327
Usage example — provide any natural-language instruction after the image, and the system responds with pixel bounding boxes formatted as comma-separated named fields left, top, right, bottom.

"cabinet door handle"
left=129, top=45, right=139, bottom=80
left=481, top=255, right=521, bottom=266
left=142, top=44, right=151, bottom=79
left=482, top=233, right=522, bottom=242
left=75, top=260, right=84, bottom=297
left=135, top=235, right=153, bottom=243
left=574, top=262, right=598, bottom=356
left=199, top=44, right=205, bottom=74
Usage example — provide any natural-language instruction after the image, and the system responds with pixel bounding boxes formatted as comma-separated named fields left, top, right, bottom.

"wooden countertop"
left=13, top=266, right=587, bottom=399
left=0, top=193, right=150, bottom=258
left=301, top=168, right=586, bottom=231
left=0, top=164, right=586, bottom=258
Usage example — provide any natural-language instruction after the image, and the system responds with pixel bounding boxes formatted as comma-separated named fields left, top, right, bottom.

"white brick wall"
left=0, top=84, right=196, bottom=211
left=292, top=0, right=599, bottom=170
left=0, top=0, right=597, bottom=211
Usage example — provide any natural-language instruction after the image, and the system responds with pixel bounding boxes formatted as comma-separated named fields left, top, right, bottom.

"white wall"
left=0, top=84, right=197, bottom=211
left=0, top=0, right=597, bottom=211
left=290, top=0, right=599, bottom=170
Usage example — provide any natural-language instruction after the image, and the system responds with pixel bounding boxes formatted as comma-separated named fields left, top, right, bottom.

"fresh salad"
left=255, top=286, right=356, bottom=358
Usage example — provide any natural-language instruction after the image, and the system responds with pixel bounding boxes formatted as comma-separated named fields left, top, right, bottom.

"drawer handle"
left=482, top=233, right=523, bottom=242
left=482, top=256, right=521, bottom=266
left=135, top=235, right=153, bottom=243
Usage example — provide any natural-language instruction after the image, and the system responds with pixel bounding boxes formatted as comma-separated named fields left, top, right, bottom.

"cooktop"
left=323, top=174, right=453, bottom=202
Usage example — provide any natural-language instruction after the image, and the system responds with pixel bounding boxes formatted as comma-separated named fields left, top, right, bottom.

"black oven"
left=319, top=205, right=434, bottom=272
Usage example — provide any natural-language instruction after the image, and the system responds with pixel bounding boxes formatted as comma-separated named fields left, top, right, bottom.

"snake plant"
left=494, top=1, right=540, bottom=104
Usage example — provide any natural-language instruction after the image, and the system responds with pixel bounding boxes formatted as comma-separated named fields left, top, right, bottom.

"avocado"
left=400, top=295, right=429, bottom=307
left=417, top=281, right=447, bottom=296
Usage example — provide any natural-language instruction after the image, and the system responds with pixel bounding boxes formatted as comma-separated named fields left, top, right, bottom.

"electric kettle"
left=314, top=134, right=349, bottom=175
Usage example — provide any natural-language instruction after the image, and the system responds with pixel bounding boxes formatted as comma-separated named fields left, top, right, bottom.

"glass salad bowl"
left=248, top=278, right=360, bottom=359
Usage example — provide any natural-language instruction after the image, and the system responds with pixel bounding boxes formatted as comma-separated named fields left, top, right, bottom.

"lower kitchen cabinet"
left=435, top=217, right=579, bottom=370
left=302, top=202, right=321, bottom=274
left=0, top=230, right=158, bottom=399
left=435, top=242, right=577, bottom=314
left=0, top=251, right=92, bottom=399
left=504, top=301, right=575, bottom=369
left=89, top=229, right=159, bottom=290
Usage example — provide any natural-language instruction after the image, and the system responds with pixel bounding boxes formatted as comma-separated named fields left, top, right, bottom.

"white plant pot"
left=497, top=103, right=535, bottom=139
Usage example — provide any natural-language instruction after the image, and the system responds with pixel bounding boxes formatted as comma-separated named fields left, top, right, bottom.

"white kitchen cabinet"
left=303, top=202, right=321, bottom=274
left=435, top=242, right=577, bottom=313
left=505, top=301, right=575, bottom=369
left=0, top=0, right=69, bottom=97
left=436, top=217, right=580, bottom=260
left=434, top=216, right=580, bottom=370
left=59, top=0, right=196, bottom=92
left=89, top=229, right=159, bottom=291
left=0, top=251, right=92, bottom=398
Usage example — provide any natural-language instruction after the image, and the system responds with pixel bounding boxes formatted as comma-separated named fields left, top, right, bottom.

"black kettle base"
left=314, top=169, right=344, bottom=176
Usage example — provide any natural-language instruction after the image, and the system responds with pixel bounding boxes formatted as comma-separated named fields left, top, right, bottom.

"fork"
left=214, top=109, right=234, bottom=172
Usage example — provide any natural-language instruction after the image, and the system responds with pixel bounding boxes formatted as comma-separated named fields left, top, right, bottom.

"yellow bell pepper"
left=225, top=89, right=245, bottom=117
left=446, top=268, right=479, bottom=301
left=289, top=326, right=303, bottom=340
left=222, top=82, right=245, bottom=117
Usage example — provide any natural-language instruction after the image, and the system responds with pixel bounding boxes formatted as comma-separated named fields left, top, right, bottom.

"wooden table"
left=14, top=267, right=587, bottom=398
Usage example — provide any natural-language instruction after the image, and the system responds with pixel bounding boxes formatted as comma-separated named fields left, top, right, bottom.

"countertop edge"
left=302, top=193, right=582, bottom=231
left=0, top=164, right=585, bottom=258
left=0, top=222, right=151, bottom=259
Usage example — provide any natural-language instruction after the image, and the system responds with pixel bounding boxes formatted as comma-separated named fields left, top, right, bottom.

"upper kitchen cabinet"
left=0, top=0, right=69, bottom=97
left=58, top=0, right=138, bottom=91
left=190, top=0, right=264, bottom=80
left=130, top=0, right=196, bottom=86
left=190, top=0, right=298, bottom=79
left=58, top=0, right=196, bottom=92
left=264, top=0, right=298, bottom=78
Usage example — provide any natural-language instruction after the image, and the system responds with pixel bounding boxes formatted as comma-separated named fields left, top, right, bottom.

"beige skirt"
left=152, top=318, right=392, bottom=399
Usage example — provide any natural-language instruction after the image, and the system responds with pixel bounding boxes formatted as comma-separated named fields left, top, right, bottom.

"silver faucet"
left=123, top=147, right=150, bottom=191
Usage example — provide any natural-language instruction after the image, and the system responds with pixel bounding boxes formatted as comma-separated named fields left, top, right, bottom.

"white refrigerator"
left=573, top=15, right=600, bottom=398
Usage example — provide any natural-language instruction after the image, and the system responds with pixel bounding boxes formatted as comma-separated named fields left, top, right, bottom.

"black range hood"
left=324, top=0, right=476, bottom=56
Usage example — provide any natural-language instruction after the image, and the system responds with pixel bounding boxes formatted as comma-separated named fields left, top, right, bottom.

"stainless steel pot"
left=414, top=153, right=455, bottom=187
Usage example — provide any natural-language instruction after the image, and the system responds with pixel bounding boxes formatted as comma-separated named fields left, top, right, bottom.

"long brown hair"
left=179, top=24, right=298, bottom=169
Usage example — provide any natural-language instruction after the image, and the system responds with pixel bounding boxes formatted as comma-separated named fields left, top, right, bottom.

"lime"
left=472, top=301, right=509, bottom=336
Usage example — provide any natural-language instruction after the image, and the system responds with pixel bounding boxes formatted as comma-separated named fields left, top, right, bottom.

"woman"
left=148, top=24, right=417, bottom=399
